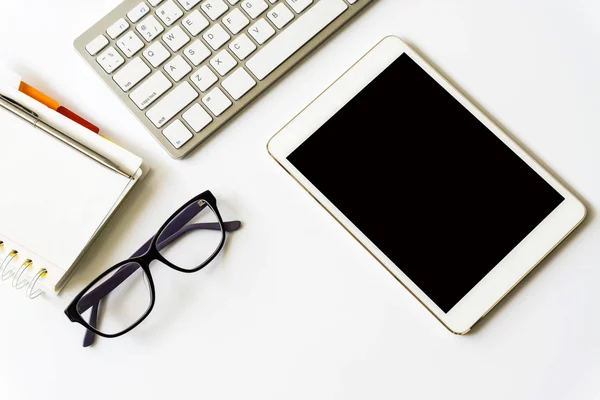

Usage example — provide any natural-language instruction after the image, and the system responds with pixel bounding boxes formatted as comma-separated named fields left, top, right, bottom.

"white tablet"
left=268, top=36, right=586, bottom=334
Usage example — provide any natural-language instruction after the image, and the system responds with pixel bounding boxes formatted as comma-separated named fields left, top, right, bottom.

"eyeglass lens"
left=76, top=262, right=152, bottom=335
left=156, top=200, right=223, bottom=271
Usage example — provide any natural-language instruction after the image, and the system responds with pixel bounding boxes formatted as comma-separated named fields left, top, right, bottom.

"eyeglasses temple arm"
left=82, top=299, right=99, bottom=347
left=138, top=221, right=240, bottom=257
left=80, top=220, right=241, bottom=347
left=154, top=201, right=208, bottom=250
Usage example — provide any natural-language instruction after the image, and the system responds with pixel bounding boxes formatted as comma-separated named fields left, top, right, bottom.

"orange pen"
left=0, top=70, right=100, bottom=134
left=18, top=82, right=100, bottom=134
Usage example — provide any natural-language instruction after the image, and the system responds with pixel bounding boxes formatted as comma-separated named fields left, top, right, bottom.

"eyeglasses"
left=64, top=191, right=241, bottom=347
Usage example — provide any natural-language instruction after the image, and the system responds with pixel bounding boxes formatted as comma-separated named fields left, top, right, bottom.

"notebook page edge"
left=54, top=166, right=146, bottom=293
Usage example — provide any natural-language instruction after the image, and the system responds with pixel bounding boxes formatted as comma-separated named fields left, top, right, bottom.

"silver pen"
left=0, top=94, right=131, bottom=179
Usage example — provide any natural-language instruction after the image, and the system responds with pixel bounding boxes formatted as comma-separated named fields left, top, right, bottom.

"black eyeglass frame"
left=64, top=190, right=230, bottom=340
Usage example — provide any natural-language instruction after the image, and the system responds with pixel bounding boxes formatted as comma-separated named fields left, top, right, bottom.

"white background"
left=0, top=0, right=599, bottom=399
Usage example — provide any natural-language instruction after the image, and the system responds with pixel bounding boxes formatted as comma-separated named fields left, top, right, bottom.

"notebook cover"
left=0, top=84, right=146, bottom=296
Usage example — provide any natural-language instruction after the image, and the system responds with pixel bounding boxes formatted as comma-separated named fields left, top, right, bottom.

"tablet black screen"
left=287, top=54, right=564, bottom=313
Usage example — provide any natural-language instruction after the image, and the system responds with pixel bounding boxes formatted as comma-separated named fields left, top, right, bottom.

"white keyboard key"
left=130, top=71, right=173, bottom=109
left=164, top=55, right=192, bottom=81
left=163, top=25, right=190, bottom=51
left=147, top=81, right=198, bottom=127
left=222, top=67, right=256, bottom=100
left=347, top=0, right=358, bottom=3
left=268, top=3, right=294, bottom=29
left=183, top=103, right=213, bottom=132
left=127, top=2, right=150, bottom=23
left=241, top=0, right=268, bottom=19
left=229, top=34, right=256, bottom=60
left=113, top=57, right=151, bottom=91
left=202, top=87, right=232, bottom=116
left=143, top=41, right=171, bottom=67
left=222, top=8, right=249, bottom=34
left=210, top=50, right=237, bottom=76
left=182, top=10, right=210, bottom=36
left=149, top=0, right=164, bottom=5
left=107, top=18, right=130, bottom=39
left=203, top=24, right=230, bottom=50
left=117, top=31, right=145, bottom=57
left=137, top=15, right=165, bottom=42
left=97, top=46, right=125, bottom=73
left=268, top=0, right=276, bottom=3
left=163, top=119, right=193, bottom=149
left=176, top=0, right=202, bottom=10
left=190, top=66, right=218, bottom=92
left=86, top=35, right=109, bottom=56
left=248, top=18, right=275, bottom=44
left=228, top=0, right=241, bottom=4
left=201, top=0, right=229, bottom=20
left=286, top=0, right=312, bottom=13
left=247, top=0, right=347, bottom=80
left=184, top=40, right=211, bottom=66
left=156, top=0, right=184, bottom=26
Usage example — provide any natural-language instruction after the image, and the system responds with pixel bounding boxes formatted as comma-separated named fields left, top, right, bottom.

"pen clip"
left=0, top=94, right=39, bottom=122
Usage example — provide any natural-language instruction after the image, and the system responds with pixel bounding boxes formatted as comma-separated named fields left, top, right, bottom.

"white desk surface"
left=1, top=1, right=599, bottom=399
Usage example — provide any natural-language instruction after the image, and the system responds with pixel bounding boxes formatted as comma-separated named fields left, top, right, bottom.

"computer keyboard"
left=74, top=0, right=372, bottom=158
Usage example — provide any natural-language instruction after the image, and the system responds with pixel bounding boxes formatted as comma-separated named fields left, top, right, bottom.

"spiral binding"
left=13, top=259, right=33, bottom=290
left=0, top=250, right=18, bottom=280
left=0, top=242, right=47, bottom=299
left=25, top=269, right=46, bottom=299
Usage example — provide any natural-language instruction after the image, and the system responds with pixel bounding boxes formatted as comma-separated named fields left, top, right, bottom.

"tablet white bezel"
left=267, top=36, right=586, bottom=334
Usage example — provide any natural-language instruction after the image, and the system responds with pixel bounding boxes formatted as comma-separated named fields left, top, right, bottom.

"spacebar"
left=245, top=0, right=348, bottom=81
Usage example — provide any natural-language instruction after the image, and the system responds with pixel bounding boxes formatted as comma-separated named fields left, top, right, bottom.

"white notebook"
left=0, top=83, right=145, bottom=298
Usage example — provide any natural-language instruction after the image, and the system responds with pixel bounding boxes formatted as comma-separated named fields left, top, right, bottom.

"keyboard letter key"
left=164, top=55, right=192, bottom=81
left=241, top=0, right=269, bottom=19
left=143, top=42, right=171, bottom=67
left=210, top=50, right=237, bottom=76
left=248, top=18, right=275, bottom=45
left=162, top=25, right=191, bottom=51
left=222, top=8, right=250, bottom=34
left=182, top=10, right=210, bottom=36
left=184, top=40, right=212, bottom=66
left=201, top=0, right=229, bottom=20
left=268, top=3, right=294, bottom=29
left=203, top=24, right=231, bottom=50
left=190, top=65, right=218, bottom=92
left=229, top=34, right=256, bottom=60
